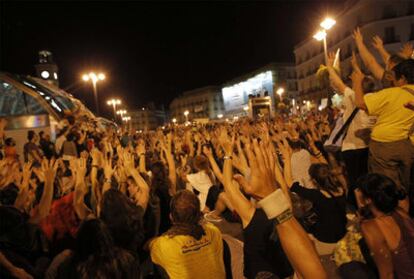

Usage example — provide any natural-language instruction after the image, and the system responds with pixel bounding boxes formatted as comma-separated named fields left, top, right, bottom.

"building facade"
left=220, top=63, right=297, bottom=117
left=294, top=0, right=414, bottom=102
left=169, top=86, right=222, bottom=122
left=130, top=105, right=166, bottom=131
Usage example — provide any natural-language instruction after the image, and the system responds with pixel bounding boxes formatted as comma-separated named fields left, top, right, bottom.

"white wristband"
left=258, top=189, right=291, bottom=220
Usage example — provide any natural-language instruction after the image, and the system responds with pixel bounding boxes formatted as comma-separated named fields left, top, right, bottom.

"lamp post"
left=122, top=116, right=131, bottom=130
left=82, top=72, right=105, bottom=115
left=107, top=99, right=121, bottom=120
left=183, top=110, right=189, bottom=123
left=117, top=109, right=127, bottom=119
left=276, top=87, right=285, bottom=101
left=313, top=17, right=336, bottom=64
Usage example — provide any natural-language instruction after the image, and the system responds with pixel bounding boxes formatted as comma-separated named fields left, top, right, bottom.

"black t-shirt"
left=243, top=209, right=293, bottom=279
left=291, top=182, right=347, bottom=243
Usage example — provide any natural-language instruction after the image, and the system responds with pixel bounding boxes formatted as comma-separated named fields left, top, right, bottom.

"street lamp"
left=313, top=17, right=336, bottom=64
left=217, top=114, right=223, bottom=119
left=183, top=110, right=189, bottom=123
left=82, top=72, right=105, bottom=115
left=117, top=109, right=127, bottom=118
left=107, top=98, right=121, bottom=120
left=172, top=118, right=177, bottom=124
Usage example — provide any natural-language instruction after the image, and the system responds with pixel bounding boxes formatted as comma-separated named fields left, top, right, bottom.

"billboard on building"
left=222, top=71, right=273, bottom=112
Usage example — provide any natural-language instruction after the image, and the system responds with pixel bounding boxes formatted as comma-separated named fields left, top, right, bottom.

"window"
left=411, top=23, right=414, bottom=40
left=384, top=26, right=398, bottom=43
left=409, top=1, right=414, bottom=15
left=382, top=5, right=396, bottom=19
left=0, top=80, right=47, bottom=116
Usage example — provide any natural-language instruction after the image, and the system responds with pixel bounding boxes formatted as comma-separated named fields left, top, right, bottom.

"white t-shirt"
left=186, top=171, right=213, bottom=210
left=291, top=149, right=314, bottom=189
left=342, top=88, right=376, bottom=152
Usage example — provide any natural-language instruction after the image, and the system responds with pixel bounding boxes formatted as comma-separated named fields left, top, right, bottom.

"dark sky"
left=0, top=0, right=344, bottom=117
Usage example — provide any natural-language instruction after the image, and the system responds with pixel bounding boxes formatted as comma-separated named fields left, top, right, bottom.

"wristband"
left=223, top=155, right=233, bottom=160
left=274, top=208, right=293, bottom=225
left=258, top=189, right=291, bottom=220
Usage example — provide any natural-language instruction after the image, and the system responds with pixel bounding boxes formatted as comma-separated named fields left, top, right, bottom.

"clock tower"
left=35, top=50, right=59, bottom=87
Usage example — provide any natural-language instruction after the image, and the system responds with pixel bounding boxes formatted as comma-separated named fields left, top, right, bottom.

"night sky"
left=1, top=0, right=344, bottom=117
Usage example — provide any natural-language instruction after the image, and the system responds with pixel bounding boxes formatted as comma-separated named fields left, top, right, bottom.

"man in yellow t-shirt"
left=354, top=59, right=414, bottom=190
left=149, top=190, right=226, bottom=279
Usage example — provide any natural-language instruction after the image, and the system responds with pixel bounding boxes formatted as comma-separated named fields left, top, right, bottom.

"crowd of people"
left=0, top=27, right=414, bottom=279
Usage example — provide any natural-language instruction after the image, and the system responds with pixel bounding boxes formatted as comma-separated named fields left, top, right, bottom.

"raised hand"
left=399, top=42, right=414, bottom=59
left=41, top=158, right=59, bottom=185
left=21, top=161, right=33, bottom=184
left=234, top=139, right=278, bottom=199
left=103, top=157, right=116, bottom=181
left=371, top=35, right=384, bottom=50
left=352, top=27, right=363, bottom=45
left=327, top=51, right=336, bottom=68
left=350, top=67, right=365, bottom=85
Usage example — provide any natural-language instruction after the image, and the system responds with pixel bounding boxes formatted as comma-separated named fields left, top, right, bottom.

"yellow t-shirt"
left=364, top=85, right=414, bottom=142
left=150, top=223, right=225, bottom=279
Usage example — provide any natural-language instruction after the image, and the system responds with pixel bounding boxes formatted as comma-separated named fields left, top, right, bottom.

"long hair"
left=69, top=218, right=140, bottom=279
left=100, top=189, right=144, bottom=250
left=192, top=155, right=215, bottom=184
left=308, top=163, right=341, bottom=193
left=166, top=190, right=205, bottom=240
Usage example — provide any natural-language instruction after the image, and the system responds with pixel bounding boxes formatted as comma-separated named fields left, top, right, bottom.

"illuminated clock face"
left=41, top=70, right=50, bottom=79
left=54, top=72, right=58, bottom=79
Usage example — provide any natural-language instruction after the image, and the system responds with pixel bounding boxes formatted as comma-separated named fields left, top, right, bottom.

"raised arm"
left=123, top=152, right=150, bottom=211
left=14, top=162, right=32, bottom=212
left=244, top=139, right=327, bottom=278
left=351, top=54, right=368, bottom=111
left=222, top=136, right=255, bottom=228
left=353, top=28, right=384, bottom=80
left=372, top=35, right=391, bottom=65
left=203, top=145, right=224, bottom=185
left=164, top=133, right=177, bottom=195
left=326, top=51, right=347, bottom=94
left=73, top=158, right=93, bottom=220
left=29, top=159, right=58, bottom=224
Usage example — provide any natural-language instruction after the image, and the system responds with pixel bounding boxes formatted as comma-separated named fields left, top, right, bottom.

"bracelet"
left=92, top=165, right=99, bottom=168
left=139, top=153, right=145, bottom=156
left=314, top=152, right=322, bottom=157
left=274, top=208, right=294, bottom=225
left=258, top=189, right=291, bottom=220
left=223, top=155, right=233, bottom=160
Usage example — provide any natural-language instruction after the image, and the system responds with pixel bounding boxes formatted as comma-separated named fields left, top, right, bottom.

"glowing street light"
left=320, top=18, right=336, bottom=30
left=107, top=99, right=121, bottom=120
left=172, top=118, right=177, bottom=124
left=243, top=106, right=249, bottom=111
left=122, top=116, right=131, bottom=122
left=82, top=72, right=106, bottom=115
left=117, top=109, right=127, bottom=118
left=217, top=114, right=223, bottom=119
left=313, top=17, right=336, bottom=64
left=313, top=30, right=327, bottom=41
left=183, top=110, right=189, bottom=122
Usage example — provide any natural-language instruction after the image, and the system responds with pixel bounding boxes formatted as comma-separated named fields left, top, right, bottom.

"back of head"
left=100, top=189, right=144, bottom=248
left=308, top=163, right=340, bottom=192
left=193, top=155, right=210, bottom=172
left=74, top=218, right=140, bottom=279
left=75, top=218, right=113, bottom=261
left=357, top=173, right=406, bottom=214
left=362, top=76, right=377, bottom=93
left=27, top=130, right=35, bottom=141
left=169, top=190, right=204, bottom=240
left=394, top=58, right=414, bottom=84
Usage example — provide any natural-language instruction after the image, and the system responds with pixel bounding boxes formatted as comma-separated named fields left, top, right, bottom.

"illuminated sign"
left=222, top=71, right=273, bottom=112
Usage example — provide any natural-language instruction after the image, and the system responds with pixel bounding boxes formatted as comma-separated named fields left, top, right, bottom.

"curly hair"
left=166, top=190, right=205, bottom=240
